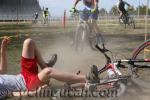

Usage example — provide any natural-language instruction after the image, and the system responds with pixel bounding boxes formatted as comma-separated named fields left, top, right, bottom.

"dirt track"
left=6, top=22, right=150, bottom=100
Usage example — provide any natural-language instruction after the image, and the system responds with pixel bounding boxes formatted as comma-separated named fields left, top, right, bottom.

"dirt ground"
left=3, top=21, right=150, bottom=100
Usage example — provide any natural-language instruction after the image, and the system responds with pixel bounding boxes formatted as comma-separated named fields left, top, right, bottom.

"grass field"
left=0, top=19, right=150, bottom=100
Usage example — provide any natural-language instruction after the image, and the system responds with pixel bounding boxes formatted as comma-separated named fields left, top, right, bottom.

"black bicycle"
left=119, top=13, right=135, bottom=29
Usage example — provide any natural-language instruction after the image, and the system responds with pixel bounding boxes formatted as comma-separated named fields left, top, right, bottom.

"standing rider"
left=117, top=0, right=131, bottom=20
left=43, top=8, right=49, bottom=24
left=71, top=0, right=101, bottom=39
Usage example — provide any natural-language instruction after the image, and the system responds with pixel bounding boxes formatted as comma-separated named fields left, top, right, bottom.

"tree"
left=99, top=8, right=107, bottom=16
left=109, top=6, right=119, bottom=16
left=136, top=5, right=150, bottom=15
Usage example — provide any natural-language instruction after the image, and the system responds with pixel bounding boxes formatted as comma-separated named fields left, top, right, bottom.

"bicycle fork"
left=107, top=63, right=122, bottom=77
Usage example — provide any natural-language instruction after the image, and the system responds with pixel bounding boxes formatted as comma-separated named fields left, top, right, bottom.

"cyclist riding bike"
left=117, top=0, right=131, bottom=21
left=33, top=12, right=39, bottom=24
left=43, top=8, right=49, bottom=24
left=71, top=0, right=101, bottom=40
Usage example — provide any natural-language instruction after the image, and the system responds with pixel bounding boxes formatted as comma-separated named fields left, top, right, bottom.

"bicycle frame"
left=119, top=12, right=135, bottom=29
left=74, top=10, right=98, bottom=36
left=95, top=41, right=150, bottom=76
left=73, top=10, right=100, bottom=51
left=78, top=17, right=94, bottom=36
left=95, top=43, right=122, bottom=77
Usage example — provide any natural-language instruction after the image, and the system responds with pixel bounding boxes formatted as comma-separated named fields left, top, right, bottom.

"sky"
left=38, top=0, right=150, bottom=17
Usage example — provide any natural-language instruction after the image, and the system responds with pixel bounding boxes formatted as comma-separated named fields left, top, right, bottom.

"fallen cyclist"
left=0, top=37, right=99, bottom=99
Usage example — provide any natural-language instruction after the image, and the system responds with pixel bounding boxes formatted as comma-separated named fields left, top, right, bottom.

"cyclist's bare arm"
left=73, top=0, right=80, bottom=8
left=123, top=1, right=130, bottom=7
left=93, top=0, right=99, bottom=10
left=0, top=37, right=10, bottom=74
left=117, top=8, right=122, bottom=13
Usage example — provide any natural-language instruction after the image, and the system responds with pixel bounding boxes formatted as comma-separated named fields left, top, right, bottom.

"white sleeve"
left=117, top=2, right=119, bottom=8
left=123, top=1, right=130, bottom=6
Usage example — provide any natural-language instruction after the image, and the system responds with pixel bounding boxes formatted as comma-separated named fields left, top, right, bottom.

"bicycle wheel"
left=96, top=76, right=127, bottom=100
left=74, top=24, right=85, bottom=51
left=107, top=82, right=126, bottom=100
left=129, top=17, right=135, bottom=29
left=130, top=39, right=150, bottom=88
left=122, top=15, right=127, bottom=29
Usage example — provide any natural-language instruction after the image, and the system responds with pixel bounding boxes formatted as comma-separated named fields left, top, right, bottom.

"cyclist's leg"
left=22, top=38, right=46, bottom=69
left=89, top=11, right=105, bottom=47
left=124, top=11, right=129, bottom=21
left=90, top=20, right=99, bottom=34
left=44, top=15, right=46, bottom=24
left=21, top=38, right=48, bottom=91
left=35, top=18, right=38, bottom=24
left=22, top=38, right=86, bottom=90
left=122, top=10, right=128, bottom=20
left=38, top=67, right=86, bottom=85
left=45, top=16, right=48, bottom=24
left=72, top=8, right=89, bottom=44
left=120, top=12, right=123, bottom=19
left=90, top=9, right=100, bottom=34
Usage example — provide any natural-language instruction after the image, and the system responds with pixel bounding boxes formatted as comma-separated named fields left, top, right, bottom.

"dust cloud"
left=36, top=35, right=150, bottom=100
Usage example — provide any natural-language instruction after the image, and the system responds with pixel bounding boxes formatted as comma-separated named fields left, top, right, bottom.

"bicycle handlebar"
left=69, top=9, right=82, bottom=14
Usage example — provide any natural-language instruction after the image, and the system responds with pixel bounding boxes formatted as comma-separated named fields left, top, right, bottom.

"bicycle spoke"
left=131, top=41, right=150, bottom=88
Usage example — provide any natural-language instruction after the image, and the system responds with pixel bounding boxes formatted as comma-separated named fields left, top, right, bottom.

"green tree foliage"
left=99, top=8, right=108, bottom=16
left=136, top=5, right=150, bottom=15
left=109, top=6, right=119, bottom=16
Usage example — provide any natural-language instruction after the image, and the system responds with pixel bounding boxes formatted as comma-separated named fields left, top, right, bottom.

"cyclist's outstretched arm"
left=93, top=0, right=99, bottom=9
left=124, top=1, right=130, bottom=7
left=73, top=0, right=80, bottom=8
left=0, top=37, right=10, bottom=74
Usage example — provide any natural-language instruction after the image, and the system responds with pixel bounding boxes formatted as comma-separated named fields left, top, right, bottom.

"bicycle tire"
left=131, top=20, right=135, bottom=29
left=96, top=75, right=127, bottom=98
left=130, top=39, right=150, bottom=88
left=107, top=82, right=126, bottom=100
left=124, top=23, right=127, bottom=29
left=74, top=24, right=85, bottom=51
left=122, top=15, right=127, bottom=29
left=129, top=17, right=135, bottom=29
